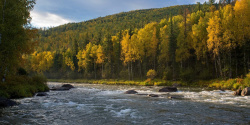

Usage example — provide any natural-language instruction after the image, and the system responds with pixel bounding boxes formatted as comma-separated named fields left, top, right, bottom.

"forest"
left=0, top=0, right=48, bottom=99
left=24, top=0, right=249, bottom=85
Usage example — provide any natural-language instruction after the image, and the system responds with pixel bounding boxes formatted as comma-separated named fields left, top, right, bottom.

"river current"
left=0, top=82, right=250, bottom=125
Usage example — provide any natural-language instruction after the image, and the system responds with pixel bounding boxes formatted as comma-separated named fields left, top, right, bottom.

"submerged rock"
left=241, top=87, right=250, bottom=96
left=50, top=87, right=71, bottom=91
left=0, top=97, right=18, bottom=108
left=147, top=94, right=159, bottom=97
left=124, top=90, right=138, bottom=94
left=36, top=92, right=48, bottom=96
left=50, top=84, right=75, bottom=91
left=159, top=87, right=178, bottom=92
left=233, top=88, right=242, bottom=96
left=61, top=84, right=74, bottom=89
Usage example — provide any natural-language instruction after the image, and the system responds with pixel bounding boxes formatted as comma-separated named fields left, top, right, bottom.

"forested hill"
left=30, top=0, right=250, bottom=82
left=40, top=4, right=196, bottom=36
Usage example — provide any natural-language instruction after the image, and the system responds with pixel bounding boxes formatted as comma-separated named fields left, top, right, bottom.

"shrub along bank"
left=209, top=73, right=250, bottom=90
left=49, top=73, right=250, bottom=91
left=0, top=75, right=49, bottom=99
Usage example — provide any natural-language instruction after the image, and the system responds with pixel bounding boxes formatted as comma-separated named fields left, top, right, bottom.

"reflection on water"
left=0, top=82, right=250, bottom=125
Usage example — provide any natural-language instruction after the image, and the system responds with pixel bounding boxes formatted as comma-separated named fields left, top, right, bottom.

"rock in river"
left=0, top=97, right=18, bottom=108
left=36, top=92, right=48, bottom=96
left=124, top=90, right=138, bottom=94
left=147, top=94, right=159, bottom=97
left=241, top=87, right=250, bottom=96
left=159, top=87, right=178, bottom=92
left=233, top=87, right=242, bottom=96
left=50, top=84, right=75, bottom=91
left=51, top=87, right=71, bottom=91
left=61, top=84, right=74, bottom=89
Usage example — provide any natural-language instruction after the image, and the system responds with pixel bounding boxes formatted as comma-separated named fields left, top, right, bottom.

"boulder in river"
left=0, top=97, right=18, bottom=108
left=147, top=94, right=159, bottom=97
left=233, top=87, right=242, bottom=96
left=50, top=87, right=71, bottom=91
left=61, top=84, right=74, bottom=89
left=36, top=92, right=48, bottom=96
left=50, top=84, right=75, bottom=91
left=124, top=90, right=138, bottom=94
left=241, top=87, right=250, bottom=96
left=159, top=87, right=177, bottom=92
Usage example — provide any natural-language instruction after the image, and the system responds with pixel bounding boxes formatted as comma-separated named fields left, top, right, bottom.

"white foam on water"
left=110, top=109, right=132, bottom=117
left=95, top=90, right=123, bottom=96
left=176, top=90, right=250, bottom=107
left=108, top=98, right=133, bottom=103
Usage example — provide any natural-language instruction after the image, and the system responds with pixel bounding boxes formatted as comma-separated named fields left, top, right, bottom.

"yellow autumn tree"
left=137, top=22, right=159, bottom=68
left=77, top=43, right=92, bottom=71
left=234, top=0, right=250, bottom=74
left=207, top=10, right=223, bottom=77
left=176, top=14, right=191, bottom=64
left=31, top=51, right=54, bottom=73
left=221, top=4, right=236, bottom=77
left=158, top=25, right=169, bottom=67
left=63, top=48, right=75, bottom=71
left=76, top=49, right=87, bottom=72
left=96, top=45, right=105, bottom=65
left=234, top=0, right=250, bottom=46
left=192, top=12, right=212, bottom=61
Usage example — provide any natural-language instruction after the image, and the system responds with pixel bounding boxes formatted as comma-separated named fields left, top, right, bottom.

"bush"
left=209, top=76, right=249, bottom=90
left=0, top=75, right=49, bottom=99
left=179, top=68, right=195, bottom=82
left=147, top=69, right=157, bottom=80
left=17, top=68, right=28, bottom=76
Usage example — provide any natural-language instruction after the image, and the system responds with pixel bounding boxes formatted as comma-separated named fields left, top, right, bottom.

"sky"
left=30, top=0, right=217, bottom=28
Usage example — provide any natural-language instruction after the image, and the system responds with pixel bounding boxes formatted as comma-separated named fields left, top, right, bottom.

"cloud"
left=30, top=11, right=72, bottom=28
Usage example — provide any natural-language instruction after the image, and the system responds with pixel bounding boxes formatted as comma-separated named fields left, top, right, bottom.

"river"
left=0, top=82, right=250, bottom=125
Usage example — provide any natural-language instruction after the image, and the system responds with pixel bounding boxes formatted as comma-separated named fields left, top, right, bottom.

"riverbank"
left=48, top=79, right=188, bottom=86
left=49, top=73, right=250, bottom=90
left=0, top=75, right=49, bottom=99
left=48, top=79, right=213, bottom=88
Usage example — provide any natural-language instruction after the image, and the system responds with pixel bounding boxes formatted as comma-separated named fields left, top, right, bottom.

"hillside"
left=27, top=1, right=250, bottom=83
left=37, top=4, right=199, bottom=52
left=40, top=4, right=196, bottom=36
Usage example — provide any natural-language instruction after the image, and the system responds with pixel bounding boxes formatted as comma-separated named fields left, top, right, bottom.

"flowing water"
left=0, top=82, right=250, bottom=125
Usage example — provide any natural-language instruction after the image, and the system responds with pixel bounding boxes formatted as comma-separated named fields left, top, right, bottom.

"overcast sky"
left=30, top=0, right=217, bottom=28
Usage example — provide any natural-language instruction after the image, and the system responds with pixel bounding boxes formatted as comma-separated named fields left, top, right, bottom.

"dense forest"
left=26, top=0, right=250, bottom=82
left=0, top=0, right=49, bottom=99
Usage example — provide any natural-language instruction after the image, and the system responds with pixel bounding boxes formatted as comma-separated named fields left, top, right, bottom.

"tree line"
left=26, top=0, right=249, bottom=81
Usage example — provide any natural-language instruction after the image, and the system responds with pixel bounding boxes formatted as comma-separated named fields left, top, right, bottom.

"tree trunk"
left=154, top=56, right=156, bottom=70
left=102, top=63, right=104, bottom=79
left=131, top=61, right=133, bottom=80
left=172, top=63, right=175, bottom=81
left=217, top=52, right=223, bottom=78
left=244, top=50, right=247, bottom=75
left=139, top=61, right=143, bottom=80
left=235, top=50, right=238, bottom=77
left=229, top=51, right=232, bottom=78
left=214, top=58, right=218, bottom=78
left=128, top=63, right=130, bottom=80
left=94, top=62, right=96, bottom=79
left=2, top=0, right=6, bottom=24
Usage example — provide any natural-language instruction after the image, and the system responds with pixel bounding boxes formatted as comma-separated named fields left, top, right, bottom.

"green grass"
left=0, top=75, right=49, bottom=99
left=49, top=74, right=250, bottom=90
left=49, top=78, right=188, bottom=87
